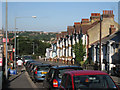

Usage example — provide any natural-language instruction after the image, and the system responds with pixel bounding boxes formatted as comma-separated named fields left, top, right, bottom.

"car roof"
left=34, top=63, right=51, bottom=66
left=51, top=65, right=82, bottom=69
left=64, top=70, right=108, bottom=76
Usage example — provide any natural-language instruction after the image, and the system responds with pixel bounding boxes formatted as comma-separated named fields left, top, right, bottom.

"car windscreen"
left=73, top=75, right=117, bottom=89
left=57, top=69, right=80, bottom=79
left=37, top=66, right=50, bottom=71
left=24, top=56, right=32, bottom=59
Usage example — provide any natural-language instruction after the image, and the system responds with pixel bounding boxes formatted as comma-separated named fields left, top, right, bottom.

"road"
left=3, top=59, right=120, bottom=89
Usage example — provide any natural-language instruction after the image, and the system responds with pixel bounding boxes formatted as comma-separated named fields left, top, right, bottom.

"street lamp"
left=5, top=0, right=8, bottom=79
left=14, top=16, right=37, bottom=68
left=99, top=15, right=103, bottom=71
left=16, top=35, right=19, bottom=56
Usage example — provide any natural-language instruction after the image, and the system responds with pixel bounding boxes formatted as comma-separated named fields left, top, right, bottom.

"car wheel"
left=33, top=78, right=36, bottom=83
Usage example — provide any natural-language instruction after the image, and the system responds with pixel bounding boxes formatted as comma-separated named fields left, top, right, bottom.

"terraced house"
left=47, top=10, right=119, bottom=71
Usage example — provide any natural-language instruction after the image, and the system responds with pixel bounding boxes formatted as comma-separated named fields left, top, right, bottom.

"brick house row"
left=46, top=10, right=119, bottom=71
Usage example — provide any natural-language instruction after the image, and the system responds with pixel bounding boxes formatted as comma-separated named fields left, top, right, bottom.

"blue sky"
left=1, top=2, right=119, bottom=32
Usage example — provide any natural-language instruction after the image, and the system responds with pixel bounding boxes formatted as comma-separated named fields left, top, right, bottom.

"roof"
left=91, top=30, right=120, bottom=45
left=61, top=32, right=67, bottom=38
left=74, top=22, right=81, bottom=34
left=56, top=33, right=61, bottom=40
left=82, top=21, right=99, bottom=34
left=52, top=65, right=83, bottom=70
left=34, top=63, right=51, bottom=66
left=65, top=70, right=108, bottom=76
left=67, top=26, right=74, bottom=35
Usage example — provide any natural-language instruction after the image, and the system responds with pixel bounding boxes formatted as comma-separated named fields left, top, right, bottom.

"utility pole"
left=5, top=0, right=8, bottom=79
left=14, top=18, right=16, bottom=68
left=99, top=16, right=102, bottom=71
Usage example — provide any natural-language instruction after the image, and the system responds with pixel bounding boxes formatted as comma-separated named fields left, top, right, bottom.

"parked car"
left=29, top=62, right=40, bottom=78
left=27, top=61, right=39, bottom=75
left=22, top=56, right=33, bottom=65
left=25, top=60, right=35, bottom=71
left=31, top=63, right=52, bottom=82
left=59, top=70, right=119, bottom=90
left=43, top=65, right=83, bottom=89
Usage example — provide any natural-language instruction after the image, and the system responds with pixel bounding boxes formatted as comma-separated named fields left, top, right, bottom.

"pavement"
left=2, top=66, right=38, bottom=90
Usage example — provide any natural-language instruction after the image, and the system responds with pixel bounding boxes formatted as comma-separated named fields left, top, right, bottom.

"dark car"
left=27, top=61, right=40, bottom=75
left=22, top=56, right=33, bottom=65
left=31, top=63, right=52, bottom=82
left=43, top=65, right=83, bottom=89
left=25, top=60, right=35, bottom=71
left=28, top=61, right=43, bottom=77
left=59, top=70, right=119, bottom=90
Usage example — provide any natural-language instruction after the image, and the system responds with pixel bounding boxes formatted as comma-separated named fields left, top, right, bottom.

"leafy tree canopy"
left=72, top=39, right=86, bottom=65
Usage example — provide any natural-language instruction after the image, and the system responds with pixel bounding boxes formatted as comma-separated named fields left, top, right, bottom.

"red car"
left=59, top=70, right=119, bottom=90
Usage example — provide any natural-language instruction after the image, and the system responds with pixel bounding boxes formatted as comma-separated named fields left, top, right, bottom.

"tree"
left=72, top=39, right=86, bottom=65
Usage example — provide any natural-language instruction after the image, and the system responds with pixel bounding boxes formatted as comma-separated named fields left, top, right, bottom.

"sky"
left=1, top=1, right=119, bottom=32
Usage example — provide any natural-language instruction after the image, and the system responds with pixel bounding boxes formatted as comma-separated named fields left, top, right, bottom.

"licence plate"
left=41, top=72, right=47, bottom=74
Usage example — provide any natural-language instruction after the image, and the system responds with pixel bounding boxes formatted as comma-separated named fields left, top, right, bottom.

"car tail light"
left=35, top=68, right=38, bottom=74
left=35, top=70, right=37, bottom=74
left=53, top=79, right=58, bottom=87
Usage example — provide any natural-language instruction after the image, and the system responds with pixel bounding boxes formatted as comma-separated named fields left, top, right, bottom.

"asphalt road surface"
left=4, top=59, right=120, bottom=89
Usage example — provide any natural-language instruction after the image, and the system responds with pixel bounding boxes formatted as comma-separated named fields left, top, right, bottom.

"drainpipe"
left=99, top=16, right=102, bottom=71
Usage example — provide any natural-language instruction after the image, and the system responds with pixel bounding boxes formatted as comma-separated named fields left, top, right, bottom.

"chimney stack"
left=90, top=13, right=100, bottom=23
left=109, top=25, right=116, bottom=35
left=81, top=19, right=90, bottom=25
left=102, top=10, right=114, bottom=18
left=74, top=22, right=81, bottom=34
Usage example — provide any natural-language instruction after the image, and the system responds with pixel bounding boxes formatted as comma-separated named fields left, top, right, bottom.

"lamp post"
left=14, top=16, right=36, bottom=68
left=99, top=15, right=102, bottom=71
left=16, top=35, right=19, bottom=56
left=5, top=0, right=8, bottom=79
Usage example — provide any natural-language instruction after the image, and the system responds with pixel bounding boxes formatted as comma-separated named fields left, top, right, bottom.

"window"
left=48, top=69, right=55, bottom=79
left=66, top=75, right=72, bottom=89
left=57, top=69, right=78, bottom=79
left=37, top=66, right=49, bottom=71
left=61, top=74, right=68, bottom=87
left=73, top=75, right=117, bottom=89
